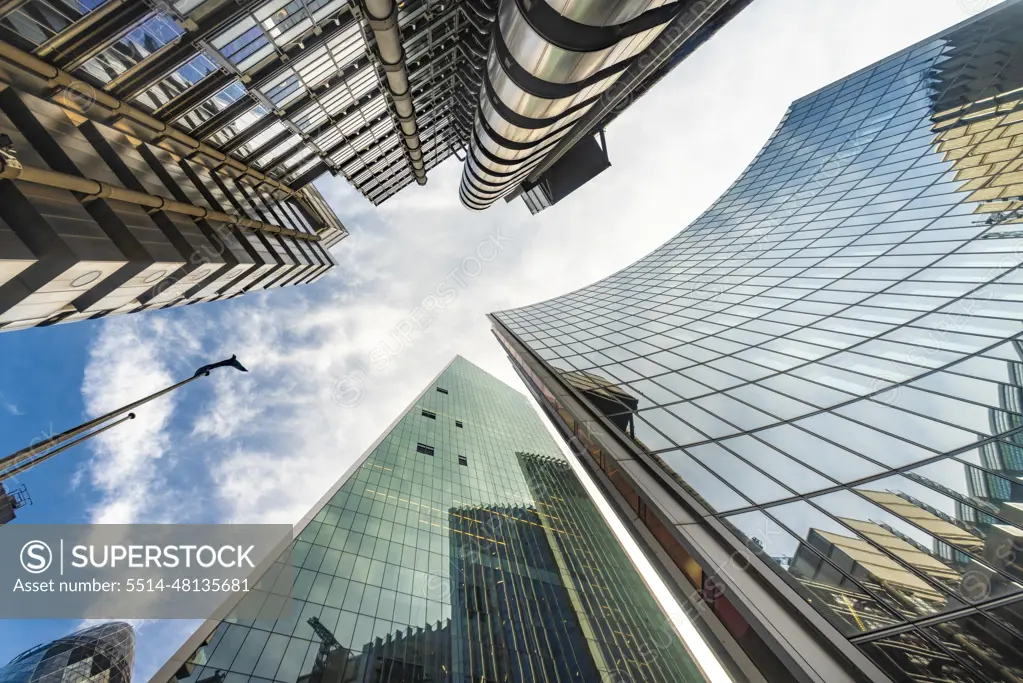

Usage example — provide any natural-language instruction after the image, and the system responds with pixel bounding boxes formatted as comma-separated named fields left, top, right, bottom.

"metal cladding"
left=363, top=0, right=426, bottom=186
left=0, top=1, right=477, bottom=207
left=0, top=0, right=384, bottom=332
left=458, top=0, right=684, bottom=210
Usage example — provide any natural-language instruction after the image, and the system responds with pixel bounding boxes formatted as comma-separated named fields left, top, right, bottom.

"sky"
left=0, top=0, right=999, bottom=679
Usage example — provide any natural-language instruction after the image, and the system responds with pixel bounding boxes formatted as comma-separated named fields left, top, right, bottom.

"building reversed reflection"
left=153, top=358, right=711, bottom=683
left=491, top=3, right=1023, bottom=680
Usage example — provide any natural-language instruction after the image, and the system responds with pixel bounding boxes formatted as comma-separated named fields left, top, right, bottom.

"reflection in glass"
left=0, top=622, right=134, bottom=683
left=164, top=359, right=707, bottom=683
left=494, top=3, right=1023, bottom=679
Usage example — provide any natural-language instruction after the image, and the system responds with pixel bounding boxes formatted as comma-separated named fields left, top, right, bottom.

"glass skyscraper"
left=153, top=356, right=711, bottom=683
left=491, top=2, right=1023, bottom=681
left=0, top=622, right=134, bottom=683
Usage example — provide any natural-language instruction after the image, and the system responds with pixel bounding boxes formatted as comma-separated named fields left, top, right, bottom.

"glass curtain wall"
left=494, top=3, right=1023, bottom=679
left=160, top=357, right=708, bottom=683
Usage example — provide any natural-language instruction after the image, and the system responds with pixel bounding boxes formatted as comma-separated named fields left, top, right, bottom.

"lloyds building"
left=152, top=357, right=714, bottom=683
left=0, top=0, right=751, bottom=331
left=492, top=1, right=1023, bottom=681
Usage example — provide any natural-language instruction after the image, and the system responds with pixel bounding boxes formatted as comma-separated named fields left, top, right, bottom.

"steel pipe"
left=459, top=0, right=684, bottom=209
left=465, top=0, right=497, bottom=22
left=363, top=0, right=427, bottom=185
left=0, top=39, right=296, bottom=197
left=0, top=154, right=320, bottom=241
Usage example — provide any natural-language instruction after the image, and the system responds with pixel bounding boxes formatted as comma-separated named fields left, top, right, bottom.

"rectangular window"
left=455, top=420, right=463, bottom=428
left=458, top=456, right=467, bottom=467
left=436, top=387, right=448, bottom=394
left=416, top=443, right=434, bottom=456
left=422, top=410, right=436, bottom=419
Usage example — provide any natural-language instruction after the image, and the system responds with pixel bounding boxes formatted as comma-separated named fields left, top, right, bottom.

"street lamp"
left=0, top=355, right=248, bottom=482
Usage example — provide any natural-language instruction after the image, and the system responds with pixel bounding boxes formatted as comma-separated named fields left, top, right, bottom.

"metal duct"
left=363, top=0, right=427, bottom=186
left=466, top=0, right=497, bottom=22
left=459, top=0, right=685, bottom=210
left=0, top=39, right=297, bottom=197
left=461, top=6, right=490, bottom=34
left=0, top=153, right=318, bottom=240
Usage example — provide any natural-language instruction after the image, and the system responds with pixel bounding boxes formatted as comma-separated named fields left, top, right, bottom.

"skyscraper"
left=152, top=356, right=715, bottom=683
left=490, top=1, right=1023, bottom=680
left=0, top=0, right=353, bottom=332
left=457, top=0, right=752, bottom=212
left=0, top=0, right=752, bottom=329
left=0, top=0, right=751, bottom=213
left=0, top=622, right=135, bottom=683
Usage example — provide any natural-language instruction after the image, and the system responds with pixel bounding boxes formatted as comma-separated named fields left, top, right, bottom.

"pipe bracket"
left=364, top=1, right=398, bottom=32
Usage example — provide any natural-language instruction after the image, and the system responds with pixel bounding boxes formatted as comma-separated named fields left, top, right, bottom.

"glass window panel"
left=724, top=510, right=902, bottom=635
left=693, top=393, right=778, bottom=430
left=229, top=629, right=271, bottom=674
left=867, top=386, right=1003, bottom=436
left=78, top=13, right=184, bottom=85
left=950, top=355, right=1023, bottom=385
left=665, top=403, right=738, bottom=439
left=736, top=347, right=804, bottom=371
left=796, top=412, right=933, bottom=466
left=650, top=372, right=714, bottom=399
left=858, top=629, right=982, bottom=681
left=646, top=350, right=698, bottom=371
left=623, top=339, right=662, bottom=355
left=983, top=341, right=1023, bottom=364
left=990, top=601, right=1023, bottom=641
left=597, top=361, right=642, bottom=384
left=707, top=356, right=775, bottom=381
left=682, top=365, right=745, bottom=390
left=204, top=625, right=248, bottom=669
left=834, top=401, right=978, bottom=451
left=858, top=472, right=1023, bottom=582
left=920, top=614, right=1023, bottom=679
left=758, top=373, right=855, bottom=407
left=674, top=344, right=723, bottom=363
left=626, top=379, right=683, bottom=406
left=912, top=372, right=1018, bottom=412
left=688, top=443, right=793, bottom=502
left=624, top=357, right=669, bottom=376
left=856, top=338, right=965, bottom=368
left=635, top=409, right=704, bottom=449
left=790, top=361, right=892, bottom=395
left=913, top=312, right=1021, bottom=339
left=657, top=450, right=750, bottom=511
left=252, top=633, right=290, bottom=679
left=814, top=489, right=1022, bottom=603
left=757, top=424, right=885, bottom=480
left=721, top=435, right=835, bottom=492
left=726, top=383, right=816, bottom=420
left=767, top=499, right=964, bottom=620
left=763, top=338, right=835, bottom=361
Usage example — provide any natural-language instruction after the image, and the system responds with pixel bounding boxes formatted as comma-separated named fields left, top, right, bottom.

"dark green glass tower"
left=154, top=356, right=708, bottom=683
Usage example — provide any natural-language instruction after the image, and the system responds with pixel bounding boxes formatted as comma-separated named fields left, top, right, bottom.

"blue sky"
left=0, top=0, right=994, bottom=679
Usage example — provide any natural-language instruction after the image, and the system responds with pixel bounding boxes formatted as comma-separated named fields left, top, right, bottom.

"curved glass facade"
left=156, top=357, right=709, bottom=683
left=0, top=622, right=134, bottom=683
left=494, top=2, right=1023, bottom=680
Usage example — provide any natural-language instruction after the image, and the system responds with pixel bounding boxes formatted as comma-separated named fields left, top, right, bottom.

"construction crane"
left=307, top=616, right=341, bottom=683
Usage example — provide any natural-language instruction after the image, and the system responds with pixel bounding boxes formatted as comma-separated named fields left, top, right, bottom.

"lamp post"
left=0, top=355, right=247, bottom=482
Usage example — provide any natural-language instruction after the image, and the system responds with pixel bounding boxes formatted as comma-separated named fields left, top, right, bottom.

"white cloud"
left=0, top=393, right=23, bottom=415
left=73, top=0, right=989, bottom=677
left=81, top=319, right=183, bottom=524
